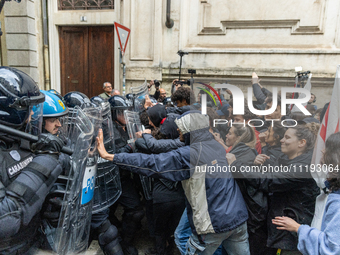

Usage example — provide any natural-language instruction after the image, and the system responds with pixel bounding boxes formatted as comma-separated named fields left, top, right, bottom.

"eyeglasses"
left=106, top=86, right=112, bottom=88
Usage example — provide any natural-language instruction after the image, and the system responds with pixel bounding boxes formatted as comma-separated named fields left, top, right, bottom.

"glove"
left=32, top=133, right=65, bottom=154
left=43, top=196, right=63, bottom=228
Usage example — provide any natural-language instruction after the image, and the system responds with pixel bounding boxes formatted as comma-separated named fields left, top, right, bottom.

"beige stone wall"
left=2, top=0, right=339, bottom=108
left=4, top=0, right=44, bottom=87
left=122, top=0, right=340, bottom=108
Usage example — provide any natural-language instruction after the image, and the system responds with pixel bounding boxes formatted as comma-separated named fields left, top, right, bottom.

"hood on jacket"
left=174, top=111, right=210, bottom=145
left=160, top=113, right=180, bottom=139
left=147, top=104, right=167, bottom=127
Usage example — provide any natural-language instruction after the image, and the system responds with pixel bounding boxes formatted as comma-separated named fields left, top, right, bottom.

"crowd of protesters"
left=1, top=67, right=340, bottom=255
left=94, top=73, right=340, bottom=255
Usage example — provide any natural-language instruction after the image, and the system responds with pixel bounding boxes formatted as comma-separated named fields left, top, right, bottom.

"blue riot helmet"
left=0, top=67, right=45, bottom=135
left=41, top=90, right=69, bottom=118
left=108, top=95, right=133, bottom=124
left=40, top=90, right=69, bottom=135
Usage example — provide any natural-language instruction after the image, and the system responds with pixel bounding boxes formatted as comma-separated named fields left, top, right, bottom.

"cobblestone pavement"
left=35, top=205, right=181, bottom=255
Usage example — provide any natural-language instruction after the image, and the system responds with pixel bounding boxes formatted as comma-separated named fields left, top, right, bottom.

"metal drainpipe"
left=42, top=0, right=50, bottom=90
left=165, top=0, right=174, bottom=28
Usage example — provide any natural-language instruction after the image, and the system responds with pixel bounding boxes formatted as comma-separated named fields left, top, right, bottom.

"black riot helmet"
left=125, top=93, right=134, bottom=101
left=48, top=89, right=65, bottom=103
left=90, top=96, right=106, bottom=107
left=64, top=91, right=92, bottom=109
left=0, top=67, right=45, bottom=132
left=108, top=95, right=133, bottom=109
left=108, top=95, right=133, bottom=124
left=162, top=97, right=173, bottom=106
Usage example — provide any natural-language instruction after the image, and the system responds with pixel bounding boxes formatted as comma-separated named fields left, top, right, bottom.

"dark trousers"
left=153, top=200, right=185, bottom=255
left=109, top=178, right=144, bottom=245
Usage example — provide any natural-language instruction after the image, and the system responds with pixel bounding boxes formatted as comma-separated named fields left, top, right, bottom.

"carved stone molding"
left=198, top=0, right=325, bottom=36
left=199, top=19, right=323, bottom=35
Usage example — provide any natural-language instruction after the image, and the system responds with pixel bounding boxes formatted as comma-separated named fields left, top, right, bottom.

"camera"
left=174, top=69, right=196, bottom=86
left=297, top=71, right=310, bottom=80
left=174, top=80, right=190, bottom=86
left=154, top=79, right=160, bottom=88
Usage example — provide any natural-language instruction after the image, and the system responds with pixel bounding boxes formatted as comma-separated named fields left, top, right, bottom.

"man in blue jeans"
left=96, top=111, right=250, bottom=255
left=175, top=208, right=225, bottom=255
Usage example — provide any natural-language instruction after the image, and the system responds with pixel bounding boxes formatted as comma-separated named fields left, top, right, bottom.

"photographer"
left=148, top=79, right=161, bottom=100
left=171, top=79, right=185, bottom=94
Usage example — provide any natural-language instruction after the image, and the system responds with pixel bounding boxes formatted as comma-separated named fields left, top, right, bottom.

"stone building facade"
left=2, top=0, right=340, bottom=107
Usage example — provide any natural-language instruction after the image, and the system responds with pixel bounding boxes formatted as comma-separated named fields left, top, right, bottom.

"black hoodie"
left=147, top=104, right=167, bottom=127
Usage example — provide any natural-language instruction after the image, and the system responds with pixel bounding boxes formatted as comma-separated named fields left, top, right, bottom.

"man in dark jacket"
left=97, top=111, right=250, bottom=255
left=136, top=114, right=186, bottom=255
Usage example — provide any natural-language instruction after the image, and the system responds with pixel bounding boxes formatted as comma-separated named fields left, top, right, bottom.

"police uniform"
left=108, top=96, right=145, bottom=255
left=0, top=67, right=64, bottom=254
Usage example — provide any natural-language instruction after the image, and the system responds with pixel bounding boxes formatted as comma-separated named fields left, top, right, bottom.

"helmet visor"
left=101, top=102, right=115, bottom=153
left=25, top=102, right=43, bottom=136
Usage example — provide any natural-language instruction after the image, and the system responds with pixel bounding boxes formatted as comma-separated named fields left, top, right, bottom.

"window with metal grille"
left=58, top=0, right=114, bottom=10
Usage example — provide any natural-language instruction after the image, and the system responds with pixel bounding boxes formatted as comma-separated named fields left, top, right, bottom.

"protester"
left=272, top=132, right=340, bottom=255
left=313, top=108, right=323, bottom=122
left=223, top=125, right=269, bottom=255
left=251, top=72, right=271, bottom=109
left=97, top=111, right=250, bottom=255
left=136, top=114, right=186, bottom=255
left=148, top=80, right=161, bottom=100
left=170, top=86, right=195, bottom=108
left=158, top=88, right=167, bottom=102
left=228, top=102, right=263, bottom=154
left=259, top=124, right=321, bottom=254
left=254, top=122, right=287, bottom=167
left=307, top=93, right=317, bottom=110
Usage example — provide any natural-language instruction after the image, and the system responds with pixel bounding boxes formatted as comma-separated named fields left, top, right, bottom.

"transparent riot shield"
left=123, top=110, right=152, bottom=200
left=52, top=106, right=102, bottom=255
left=124, top=110, right=144, bottom=149
left=131, top=79, right=149, bottom=112
left=130, top=78, right=148, bottom=96
left=92, top=101, right=122, bottom=213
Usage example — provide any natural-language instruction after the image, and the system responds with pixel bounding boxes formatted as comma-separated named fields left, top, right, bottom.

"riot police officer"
left=40, top=90, right=68, bottom=135
left=109, top=95, right=145, bottom=255
left=64, top=92, right=124, bottom=255
left=0, top=67, right=65, bottom=254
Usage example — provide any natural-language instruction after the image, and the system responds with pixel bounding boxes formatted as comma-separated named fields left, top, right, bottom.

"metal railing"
left=58, top=0, right=114, bottom=10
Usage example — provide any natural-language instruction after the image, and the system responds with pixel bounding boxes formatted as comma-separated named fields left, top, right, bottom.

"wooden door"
left=59, top=26, right=115, bottom=98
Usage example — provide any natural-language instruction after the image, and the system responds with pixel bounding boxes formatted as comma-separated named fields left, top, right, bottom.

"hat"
left=175, top=111, right=209, bottom=135
left=147, top=104, right=167, bottom=127
left=160, top=114, right=180, bottom=139
left=216, top=104, right=230, bottom=117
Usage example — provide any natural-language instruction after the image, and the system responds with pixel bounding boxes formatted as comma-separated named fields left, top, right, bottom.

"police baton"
left=0, top=124, right=73, bottom=155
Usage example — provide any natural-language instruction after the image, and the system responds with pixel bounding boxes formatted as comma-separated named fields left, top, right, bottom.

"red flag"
left=312, top=66, right=340, bottom=184
left=311, top=65, right=340, bottom=229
